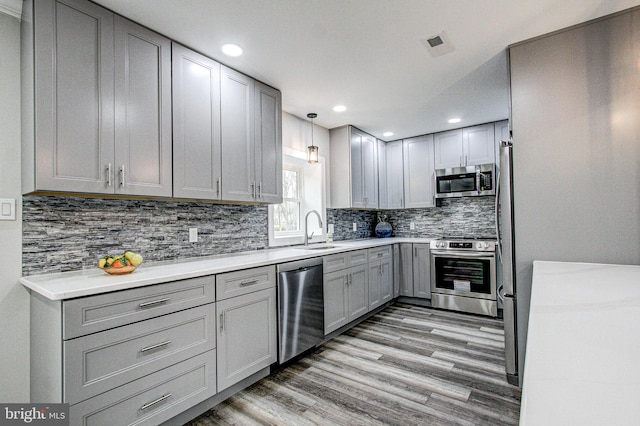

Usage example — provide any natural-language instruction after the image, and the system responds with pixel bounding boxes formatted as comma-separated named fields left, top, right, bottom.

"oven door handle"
left=430, top=250, right=495, bottom=258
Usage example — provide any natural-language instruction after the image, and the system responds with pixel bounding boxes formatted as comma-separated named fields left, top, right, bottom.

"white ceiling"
left=93, top=0, right=640, bottom=140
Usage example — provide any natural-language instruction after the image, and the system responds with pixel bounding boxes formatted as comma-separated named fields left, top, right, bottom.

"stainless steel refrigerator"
left=498, top=140, right=518, bottom=386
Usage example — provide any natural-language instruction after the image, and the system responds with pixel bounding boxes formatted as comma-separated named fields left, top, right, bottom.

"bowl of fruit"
left=98, top=251, right=144, bottom=275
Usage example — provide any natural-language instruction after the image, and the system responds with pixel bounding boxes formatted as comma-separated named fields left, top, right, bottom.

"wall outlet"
left=328, top=224, right=334, bottom=234
left=352, top=222, right=357, bottom=232
left=189, top=227, right=198, bottom=243
left=410, top=222, right=415, bottom=230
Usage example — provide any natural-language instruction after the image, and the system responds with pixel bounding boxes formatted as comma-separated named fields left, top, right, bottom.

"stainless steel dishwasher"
left=277, top=257, right=324, bottom=364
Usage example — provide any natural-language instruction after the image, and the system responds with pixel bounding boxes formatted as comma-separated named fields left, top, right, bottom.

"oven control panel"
left=430, top=239, right=496, bottom=252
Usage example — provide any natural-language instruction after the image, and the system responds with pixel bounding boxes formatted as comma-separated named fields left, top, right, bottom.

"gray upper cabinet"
left=23, top=0, right=172, bottom=196
left=221, top=65, right=255, bottom=202
left=114, top=17, right=172, bottom=197
left=377, top=140, right=388, bottom=209
left=433, top=129, right=464, bottom=169
left=254, top=82, right=283, bottom=203
left=221, top=66, right=282, bottom=203
left=385, top=140, right=404, bottom=209
left=330, top=126, right=378, bottom=209
left=25, top=0, right=115, bottom=194
left=434, top=123, right=495, bottom=169
left=403, top=134, right=435, bottom=208
left=172, top=43, right=222, bottom=200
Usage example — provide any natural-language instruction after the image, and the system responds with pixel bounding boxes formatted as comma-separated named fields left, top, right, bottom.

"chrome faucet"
left=304, top=210, right=323, bottom=246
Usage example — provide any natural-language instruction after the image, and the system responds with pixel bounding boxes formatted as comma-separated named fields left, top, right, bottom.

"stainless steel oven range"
left=430, top=237, right=497, bottom=317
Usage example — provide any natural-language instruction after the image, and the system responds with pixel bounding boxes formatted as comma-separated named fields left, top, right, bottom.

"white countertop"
left=520, top=260, right=640, bottom=425
left=21, top=238, right=433, bottom=300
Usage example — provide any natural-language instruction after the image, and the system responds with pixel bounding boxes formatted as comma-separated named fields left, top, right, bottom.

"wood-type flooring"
left=186, top=303, right=521, bottom=425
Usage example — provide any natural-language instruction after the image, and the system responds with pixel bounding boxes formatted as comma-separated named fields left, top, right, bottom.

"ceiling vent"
left=421, top=31, right=454, bottom=57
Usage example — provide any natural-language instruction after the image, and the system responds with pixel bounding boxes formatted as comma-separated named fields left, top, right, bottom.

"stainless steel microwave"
left=435, top=163, right=496, bottom=198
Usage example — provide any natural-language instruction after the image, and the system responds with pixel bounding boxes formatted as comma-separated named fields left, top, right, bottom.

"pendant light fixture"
left=307, top=113, right=319, bottom=164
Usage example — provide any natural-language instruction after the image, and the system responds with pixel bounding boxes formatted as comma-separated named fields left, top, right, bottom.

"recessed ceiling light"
left=333, top=105, right=347, bottom=112
left=383, top=132, right=394, bottom=137
left=221, top=43, right=243, bottom=57
left=448, top=117, right=461, bottom=124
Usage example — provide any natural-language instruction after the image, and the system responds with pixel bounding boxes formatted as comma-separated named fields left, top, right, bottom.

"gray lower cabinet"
left=398, top=243, right=431, bottom=299
left=22, top=0, right=172, bottom=196
left=216, top=267, right=277, bottom=392
left=368, top=246, right=393, bottom=310
left=399, top=243, right=414, bottom=296
left=30, top=275, right=217, bottom=424
left=172, top=42, right=222, bottom=200
left=323, top=250, right=369, bottom=335
left=413, top=243, right=431, bottom=299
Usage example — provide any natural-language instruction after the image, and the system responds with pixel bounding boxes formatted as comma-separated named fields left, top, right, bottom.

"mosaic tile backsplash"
left=22, top=195, right=496, bottom=275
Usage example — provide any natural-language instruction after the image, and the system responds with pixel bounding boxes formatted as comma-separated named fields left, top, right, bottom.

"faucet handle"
left=308, top=231, right=315, bottom=239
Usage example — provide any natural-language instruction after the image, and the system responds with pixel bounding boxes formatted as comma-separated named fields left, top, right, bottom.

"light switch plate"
left=189, top=227, right=198, bottom=242
left=410, top=222, right=416, bottom=230
left=0, top=198, right=16, bottom=221
left=352, top=222, right=357, bottom=232
left=328, top=224, right=334, bottom=234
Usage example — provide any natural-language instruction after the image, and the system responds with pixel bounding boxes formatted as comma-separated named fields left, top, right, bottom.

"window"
left=268, top=148, right=326, bottom=247
left=273, top=167, right=302, bottom=234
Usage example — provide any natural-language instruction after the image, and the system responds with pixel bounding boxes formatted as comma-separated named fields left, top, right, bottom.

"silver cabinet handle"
left=140, top=393, right=172, bottom=411
left=251, top=181, right=256, bottom=198
left=377, top=252, right=383, bottom=257
left=139, top=298, right=171, bottom=308
left=216, top=177, right=221, bottom=196
left=414, top=247, right=418, bottom=257
left=120, top=164, right=126, bottom=187
left=258, top=182, right=262, bottom=198
left=140, top=340, right=171, bottom=353
left=240, top=279, right=259, bottom=287
left=107, top=163, right=112, bottom=187
left=219, top=312, right=224, bottom=331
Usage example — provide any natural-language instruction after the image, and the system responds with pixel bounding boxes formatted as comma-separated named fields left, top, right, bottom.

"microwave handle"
left=476, top=169, right=481, bottom=194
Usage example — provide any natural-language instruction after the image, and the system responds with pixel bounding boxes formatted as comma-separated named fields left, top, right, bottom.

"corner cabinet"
left=330, top=126, right=378, bottom=209
left=22, top=0, right=172, bottom=196
left=221, top=66, right=282, bottom=203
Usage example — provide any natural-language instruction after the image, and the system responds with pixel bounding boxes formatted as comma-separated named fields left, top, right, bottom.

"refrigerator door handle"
left=503, top=295, right=518, bottom=384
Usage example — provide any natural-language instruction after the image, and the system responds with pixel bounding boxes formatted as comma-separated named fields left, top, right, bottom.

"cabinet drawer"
left=368, top=245, right=392, bottom=261
left=323, top=253, right=349, bottom=273
left=64, top=304, right=215, bottom=405
left=324, top=249, right=368, bottom=273
left=69, top=349, right=216, bottom=426
left=63, top=275, right=215, bottom=339
left=216, top=265, right=275, bottom=301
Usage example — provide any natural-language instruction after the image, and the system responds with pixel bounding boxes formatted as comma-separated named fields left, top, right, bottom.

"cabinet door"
left=254, top=82, right=282, bottom=203
left=172, top=43, right=222, bottom=200
left=350, top=130, right=365, bottom=208
left=361, top=134, right=379, bottom=208
left=399, top=243, right=414, bottom=296
left=413, top=243, right=431, bottom=299
left=114, top=17, right=172, bottom=197
left=216, top=287, right=277, bottom=391
left=463, top=123, right=495, bottom=166
left=34, top=0, right=115, bottom=193
left=433, top=129, right=463, bottom=169
left=323, top=270, right=349, bottom=334
left=368, top=261, right=382, bottom=310
left=377, top=140, right=388, bottom=209
left=403, top=135, right=435, bottom=208
left=348, top=264, right=368, bottom=321
left=380, top=257, right=393, bottom=304
left=221, top=65, right=255, bottom=202
left=386, top=140, right=404, bottom=209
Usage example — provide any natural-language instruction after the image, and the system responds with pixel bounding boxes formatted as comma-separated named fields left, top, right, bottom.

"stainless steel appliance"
left=276, top=258, right=324, bottom=364
left=430, top=237, right=498, bottom=317
left=435, top=163, right=496, bottom=199
left=497, top=140, right=518, bottom=385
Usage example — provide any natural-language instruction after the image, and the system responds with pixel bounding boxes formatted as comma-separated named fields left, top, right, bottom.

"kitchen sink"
left=297, top=244, right=339, bottom=250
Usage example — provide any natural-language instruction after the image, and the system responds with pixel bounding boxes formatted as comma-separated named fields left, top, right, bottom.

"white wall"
left=282, top=111, right=331, bottom=203
left=0, top=11, right=29, bottom=401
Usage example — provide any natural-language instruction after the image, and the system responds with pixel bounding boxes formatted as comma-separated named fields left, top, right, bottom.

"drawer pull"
left=140, top=393, right=172, bottom=411
left=140, top=340, right=172, bottom=353
left=240, top=279, right=259, bottom=287
left=377, top=252, right=384, bottom=257
left=139, top=298, right=171, bottom=308
left=219, top=313, right=224, bottom=331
